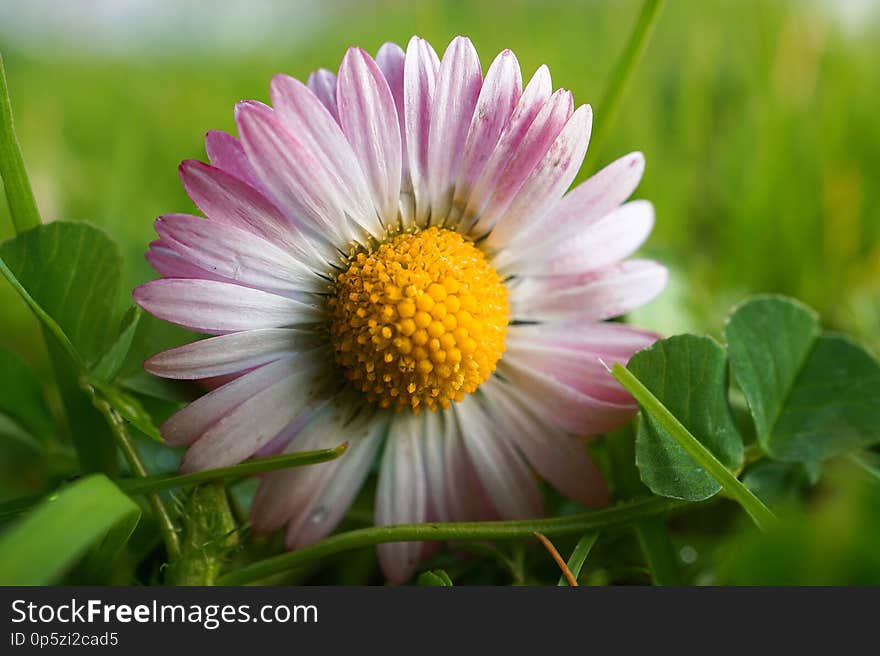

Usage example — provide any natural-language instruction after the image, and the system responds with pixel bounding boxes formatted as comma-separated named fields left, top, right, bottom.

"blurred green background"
left=2, top=0, right=879, bottom=365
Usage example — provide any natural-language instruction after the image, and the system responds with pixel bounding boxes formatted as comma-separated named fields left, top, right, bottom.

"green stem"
left=558, top=531, right=599, bottom=586
left=588, top=0, right=666, bottom=166
left=88, top=388, right=181, bottom=560
left=117, top=444, right=347, bottom=495
left=219, top=496, right=686, bottom=585
left=610, top=363, right=777, bottom=532
left=166, top=483, right=238, bottom=586
left=0, top=53, right=41, bottom=233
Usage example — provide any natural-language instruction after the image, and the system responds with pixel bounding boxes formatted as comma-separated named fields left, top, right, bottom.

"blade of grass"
left=849, top=451, right=880, bottom=483
left=588, top=0, right=666, bottom=167
left=610, top=362, right=777, bottom=532
left=0, top=53, right=41, bottom=233
left=0, top=475, right=140, bottom=585
left=557, top=531, right=599, bottom=586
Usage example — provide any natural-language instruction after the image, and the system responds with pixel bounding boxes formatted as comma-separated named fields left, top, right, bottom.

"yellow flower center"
left=330, top=227, right=509, bottom=412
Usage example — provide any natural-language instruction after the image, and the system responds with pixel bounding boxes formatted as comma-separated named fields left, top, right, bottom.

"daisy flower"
left=134, top=36, right=666, bottom=582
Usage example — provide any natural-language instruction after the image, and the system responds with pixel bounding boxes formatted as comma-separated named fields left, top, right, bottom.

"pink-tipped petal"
left=204, top=130, right=261, bottom=188
left=455, top=395, right=543, bottom=519
left=250, top=399, right=372, bottom=535
left=250, top=400, right=347, bottom=533
left=509, top=151, right=646, bottom=253
left=159, top=355, right=300, bottom=446
left=508, top=321, right=660, bottom=359
left=426, top=36, right=482, bottom=223
left=307, top=68, right=339, bottom=121
left=498, top=356, right=637, bottom=436
left=154, top=213, right=320, bottom=295
left=485, top=104, right=593, bottom=251
left=146, top=240, right=230, bottom=283
left=145, top=328, right=314, bottom=380
left=376, top=412, right=427, bottom=583
left=509, top=259, right=668, bottom=323
left=470, top=87, right=573, bottom=235
left=403, top=36, right=441, bottom=226
left=235, top=102, right=361, bottom=247
left=376, top=42, right=407, bottom=180
left=337, top=47, right=402, bottom=225
left=133, top=278, right=323, bottom=334
left=270, top=74, right=381, bottom=236
left=452, top=49, right=522, bottom=225
left=178, top=160, right=327, bottom=264
left=505, top=325, right=651, bottom=405
left=482, top=379, right=610, bottom=507
left=459, top=66, right=552, bottom=229
left=500, top=200, right=654, bottom=275
left=180, top=353, right=328, bottom=472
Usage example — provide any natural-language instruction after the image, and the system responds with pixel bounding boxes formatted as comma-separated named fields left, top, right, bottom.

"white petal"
left=145, top=328, right=317, bottom=380
left=500, top=200, right=654, bottom=276
left=505, top=151, right=646, bottom=254
left=249, top=398, right=358, bottom=533
left=505, top=323, right=655, bottom=405
left=403, top=36, right=440, bottom=226
left=455, top=394, right=543, bottom=519
left=376, top=411, right=428, bottom=583
left=508, top=259, right=668, bottom=323
left=146, top=240, right=230, bottom=283
left=482, top=379, right=609, bottom=507
left=375, top=42, right=407, bottom=181
left=285, top=418, right=385, bottom=547
left=179, top=158, right=327, bottom=265
left=426, top=36, right=482, bottom=223
left=235, top=102, right=361, bottom=249
left=443, top=407, right=496, bottom=521
left=337, top=47, right=402, bottom=226
left=508, top=321, right=659, bottom=359
left=421, top=409, right=451, bottom=521
left=134, top=279, right=324, bottom=334
left=204, top=130, right=261, bottom=188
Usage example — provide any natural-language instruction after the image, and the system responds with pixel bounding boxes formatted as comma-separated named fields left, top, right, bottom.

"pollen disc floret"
left=330, top=227, right=508, bottom=412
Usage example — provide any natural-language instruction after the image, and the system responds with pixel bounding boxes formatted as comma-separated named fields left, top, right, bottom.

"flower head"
left=134, top=36, right=666, bottom=582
